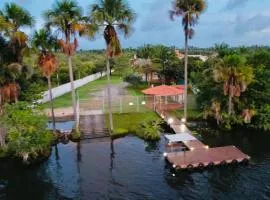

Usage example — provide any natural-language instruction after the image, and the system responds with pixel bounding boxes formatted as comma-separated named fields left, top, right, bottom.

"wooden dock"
left=156, top=109, right=250, bottom=170
left=166, top=146, right=250, bottom=169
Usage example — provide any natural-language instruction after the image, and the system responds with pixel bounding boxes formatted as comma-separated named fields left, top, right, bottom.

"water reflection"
left=1, top=127, right=270, bottom=199
left=110, top=140, right=115, bottom=171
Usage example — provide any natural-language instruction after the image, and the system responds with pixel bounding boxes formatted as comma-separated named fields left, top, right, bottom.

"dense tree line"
left=193, top=46, right=270, bottom=131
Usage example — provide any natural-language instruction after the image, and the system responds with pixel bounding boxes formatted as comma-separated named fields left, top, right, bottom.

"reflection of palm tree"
left=89, top=0, right=136, bottom=131
left=213, top=55, right=254, bottom=115
left=32, top=29, right=58, bottom=133
left=55, top=145, right=59, bottom=160
left=170, top=0, right=206, bottom=121
left=110, top=140, right=115, bottom=171
left=77, top=141, right=82, bottom=162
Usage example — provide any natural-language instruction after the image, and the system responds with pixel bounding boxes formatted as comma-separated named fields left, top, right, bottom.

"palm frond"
left=171, top=0, right=206, bottom=35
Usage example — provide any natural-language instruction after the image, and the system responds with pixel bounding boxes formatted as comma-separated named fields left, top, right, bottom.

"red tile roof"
left=142, top=85, right=184, bottom=96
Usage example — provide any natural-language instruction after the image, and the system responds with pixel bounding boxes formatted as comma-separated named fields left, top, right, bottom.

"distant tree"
left=136, top=45, right=153, bottom=59
left=170, top=0, right=206, bottom=121
left=214, top=43, right=234, bottom=58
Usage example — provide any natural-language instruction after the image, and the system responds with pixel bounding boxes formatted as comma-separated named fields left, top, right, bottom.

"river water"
left=0, top=125, right=270, bottom=200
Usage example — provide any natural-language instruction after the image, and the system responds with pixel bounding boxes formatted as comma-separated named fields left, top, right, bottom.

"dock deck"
left=166, top=146, right=250, bottom=169
left=156, top=109, right=250, bottom=170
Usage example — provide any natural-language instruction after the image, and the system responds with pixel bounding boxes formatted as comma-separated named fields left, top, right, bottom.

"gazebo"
left=142, top=85, right=184, bottom=111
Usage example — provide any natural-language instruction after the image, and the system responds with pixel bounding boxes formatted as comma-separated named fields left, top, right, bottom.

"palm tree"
left=89, top=0, right=136, bottom=131
left=170, top=0, right=206, bottom=121
left=0, top=3, right=35, bottom=63
left=32, top=29, right=58, bottom=133
left=0, top=63, right=24, bottom=113
left=44, top=0, right=85, bottom=131
left=213, top=55, right=254, bottom=115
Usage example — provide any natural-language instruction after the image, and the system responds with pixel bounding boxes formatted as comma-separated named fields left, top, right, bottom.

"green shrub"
left=124, top=74, right=142, bottom=86
left=70, top=129, right=81, bottom=141
left=1, top=102, right=54, bottom=164
left=106, top=113, right=162, bottom=141
left=137, top=120, right=162, bottom=141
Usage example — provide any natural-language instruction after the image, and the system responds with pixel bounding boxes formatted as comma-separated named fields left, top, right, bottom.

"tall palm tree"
left=213, top=55, right=254, bottom=115
left=44, top=0, right=85, bottom=130
left=0, top=3, right=35, bottom=63
left=89, top=0, right=136, bottom=131
left=32, top=29, right=58, bottom=133
left=170, top=0, right=206, bottom=121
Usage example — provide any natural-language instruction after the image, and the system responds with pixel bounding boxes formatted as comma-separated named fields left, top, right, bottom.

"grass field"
left=106, top=112, right=160, bottom=139
left=126, top=84, right=148, bottom=96
left=43, top=75, right=123, bottom=108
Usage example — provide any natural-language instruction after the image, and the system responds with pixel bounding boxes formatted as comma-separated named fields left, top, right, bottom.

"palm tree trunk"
left=184, top=33, right=188, bottom=121
left=228, top=93, right=232, bottom=116
left=48, top=76, right=56, bottom=133
left=106, top=58, right=114, bottom=131
left=68, top=56, right=78, bottom=130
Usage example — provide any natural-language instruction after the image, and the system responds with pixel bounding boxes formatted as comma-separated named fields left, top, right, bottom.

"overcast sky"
left=2, top=0, right=270, bottom=49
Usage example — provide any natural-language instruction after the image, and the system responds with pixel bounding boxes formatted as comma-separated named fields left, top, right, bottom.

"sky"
left=1, top=0, right=270, bottom=50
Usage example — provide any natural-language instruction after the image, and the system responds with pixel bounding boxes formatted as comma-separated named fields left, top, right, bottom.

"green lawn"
left=126, top=84, right=148, bottom=96
left=106, top=112, right=160, bottom=139
left=43, top=75, right=123, bottom=108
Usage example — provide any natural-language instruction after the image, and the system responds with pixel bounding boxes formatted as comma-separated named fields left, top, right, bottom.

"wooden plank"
left=183, top=140, right=205, bottom=149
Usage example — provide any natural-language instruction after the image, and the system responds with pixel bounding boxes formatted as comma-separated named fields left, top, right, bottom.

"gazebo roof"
left=142, top=85, right=184, bottom=96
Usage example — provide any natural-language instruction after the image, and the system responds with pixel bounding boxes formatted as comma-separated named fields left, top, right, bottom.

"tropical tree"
left=0, top=63, right=27, bottom=113
left=32, top=29, right=58, bottom=133
left=170, top=0, right=206, bottom=121
left=89, top=0, right=136, bottom=131
left=136, top=44, right=153, bottom=59
left=213, top=55, right=254, bottom=115
left=0, top=3, right=35, bottom=63
left=152, top=45, right=180, bottom=83
left=44, top=0, right=94, bottom=130
left=0, top=3, right=34, bottom=113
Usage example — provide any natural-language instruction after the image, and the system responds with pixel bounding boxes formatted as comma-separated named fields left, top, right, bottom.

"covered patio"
left=142, top=85, right=184, bottom=111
